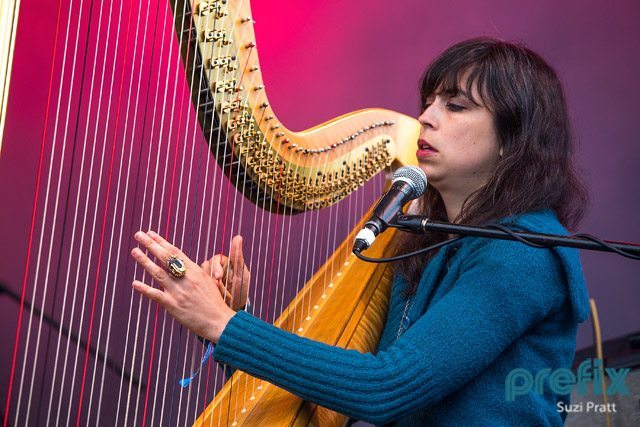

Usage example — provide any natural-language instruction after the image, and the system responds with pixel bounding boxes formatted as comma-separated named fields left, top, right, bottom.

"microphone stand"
left=392, top=214, right=640, bottom=258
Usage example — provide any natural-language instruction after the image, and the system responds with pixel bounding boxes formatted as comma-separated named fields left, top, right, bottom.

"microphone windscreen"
left=392, top=166, right=428, bottom=198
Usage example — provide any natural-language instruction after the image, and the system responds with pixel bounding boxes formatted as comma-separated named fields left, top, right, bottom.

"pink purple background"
left=1, top=0, right=639, bottom=424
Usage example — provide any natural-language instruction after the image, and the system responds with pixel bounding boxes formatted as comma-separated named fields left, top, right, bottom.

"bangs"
left=419, top=51, right=492, bottom=108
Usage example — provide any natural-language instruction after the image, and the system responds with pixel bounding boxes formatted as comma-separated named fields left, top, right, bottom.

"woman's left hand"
left=130, top=230, right=235, bottom=343
left=201, top=235, right=250, bottom=311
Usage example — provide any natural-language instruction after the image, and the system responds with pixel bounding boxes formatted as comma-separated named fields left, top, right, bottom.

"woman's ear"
left=499, top=146, right=503, bottom=158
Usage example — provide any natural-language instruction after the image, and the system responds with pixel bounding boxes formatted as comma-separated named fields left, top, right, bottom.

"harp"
left=1, top=0, right=420, bottom=425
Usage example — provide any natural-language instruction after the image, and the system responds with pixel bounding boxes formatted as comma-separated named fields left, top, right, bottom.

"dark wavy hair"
left=393, top=37, right=589, bottom=290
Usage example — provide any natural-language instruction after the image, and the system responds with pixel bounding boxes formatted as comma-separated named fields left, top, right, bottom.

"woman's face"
left=416, top=80, right=501, bottom=198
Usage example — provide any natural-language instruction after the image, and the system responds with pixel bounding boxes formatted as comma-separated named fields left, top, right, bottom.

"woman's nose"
left=418, top=106, right=434, bottom=128
left=418, top=105, right=436, bottom=129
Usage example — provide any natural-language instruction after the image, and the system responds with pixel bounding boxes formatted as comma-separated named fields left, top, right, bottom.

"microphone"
left=352, top=166, right=427, bottom=253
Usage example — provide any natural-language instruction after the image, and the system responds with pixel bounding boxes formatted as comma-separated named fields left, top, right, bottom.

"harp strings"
left=76, top=0, right=130, bottom=422
left=115, top=0, right=163, bottom=423
left=217, top=1, right=281, bottom=413
left=122, top=0, right=175, bottom=424
left=93, top=0, right=153, bottom=422
left=4, top=0, right=385, bottom=425
left=163, top=0, right=218, bottom=421
left=3, top=0, right=65, bottom=424
left=21, top=0, right=115, bottom=424
left=144, top=0, right=193, bottom=422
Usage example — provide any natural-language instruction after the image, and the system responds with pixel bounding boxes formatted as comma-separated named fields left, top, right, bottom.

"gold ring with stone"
left=166, top=256, right=187, bottom=279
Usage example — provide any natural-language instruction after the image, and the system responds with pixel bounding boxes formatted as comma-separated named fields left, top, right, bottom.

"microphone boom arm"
left=393, top=215, right=640, bottom=259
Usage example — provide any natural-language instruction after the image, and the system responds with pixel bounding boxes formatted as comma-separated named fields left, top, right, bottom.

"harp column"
left=0, top=0, right=20, bottom=154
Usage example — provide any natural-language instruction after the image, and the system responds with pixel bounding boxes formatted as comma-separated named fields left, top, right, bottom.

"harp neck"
left=173, top=0, right=421, bottom=213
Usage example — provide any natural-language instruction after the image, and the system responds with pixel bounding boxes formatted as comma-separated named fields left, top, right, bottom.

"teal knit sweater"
left=213, top=210, right=590, bottom=425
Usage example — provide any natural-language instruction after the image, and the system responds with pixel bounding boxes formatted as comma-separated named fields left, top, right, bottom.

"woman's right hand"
left=201, top=235, right=251, bottom=311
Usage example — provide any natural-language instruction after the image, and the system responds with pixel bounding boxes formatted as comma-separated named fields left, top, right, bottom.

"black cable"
left=483, top=224, right=640, bottom=260
left=573, top=233, right=640, bottom=260
left=353, top=237, right=464, bottom=263
left=483, top=223, right=548, bottom=248
left=354, top=221, right=640, bottom=262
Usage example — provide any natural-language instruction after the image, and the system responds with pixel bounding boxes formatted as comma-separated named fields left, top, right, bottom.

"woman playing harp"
left=131, top=38, right=590, bottom=425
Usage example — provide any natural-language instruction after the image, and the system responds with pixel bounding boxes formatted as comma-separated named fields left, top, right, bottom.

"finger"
left=230, top=235, right=245, bottom=271
left=132, top=280, right=171, bottom=306
left=148, top=230, right=181, bottom=254
left=203, top=257, right=225, bottom=279
left=210, top=254, right=225, bottom=279
left=131, top=247, right=173, bottom=286
left=216, top=281, right=232, bottom=301
left=212, top=254, right=228, bottom=268
left=134, top=231, right=173, bottom=264
left=145, top=230, right=195, bottom=268
left=201, top=259, right=211, bottom=274
left=201, top=255, right=222, bottom=271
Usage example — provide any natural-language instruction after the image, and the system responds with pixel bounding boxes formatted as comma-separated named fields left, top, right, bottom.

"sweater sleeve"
left=212, top=240, right=568, bottom=424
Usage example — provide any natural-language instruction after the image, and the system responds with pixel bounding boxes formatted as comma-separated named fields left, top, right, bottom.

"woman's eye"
left=447, top=103, right=465, bottom=112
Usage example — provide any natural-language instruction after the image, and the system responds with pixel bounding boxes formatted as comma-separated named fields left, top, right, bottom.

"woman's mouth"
left=417, top=139, right=438, bottom=159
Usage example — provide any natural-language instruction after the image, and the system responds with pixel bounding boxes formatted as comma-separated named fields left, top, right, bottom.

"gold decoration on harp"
left=171, top=0, right=420, bottom=214
left=168, top=0, right=421, bottom=425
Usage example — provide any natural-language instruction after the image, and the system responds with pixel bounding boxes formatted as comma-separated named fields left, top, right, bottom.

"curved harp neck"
left=172, top=0, right=420, bottom=213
